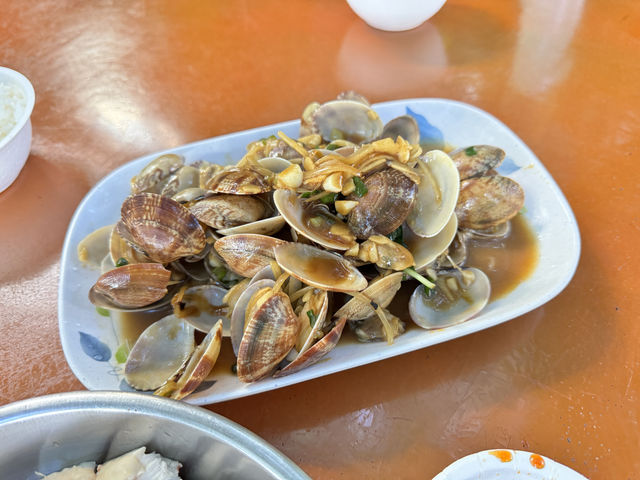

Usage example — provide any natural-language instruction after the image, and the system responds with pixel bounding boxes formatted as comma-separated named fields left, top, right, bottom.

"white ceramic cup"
left=346, top=0, right=447, bottom=32
left=0, top=66, right=35, bottom=193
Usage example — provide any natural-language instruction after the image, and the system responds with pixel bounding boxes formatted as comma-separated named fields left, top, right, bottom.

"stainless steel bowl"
left=0, top=391, right=309, bottom=479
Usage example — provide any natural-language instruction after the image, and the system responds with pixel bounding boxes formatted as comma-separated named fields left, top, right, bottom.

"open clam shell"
left=274, top=243, right=368, bottom=293
left=274, top=189, right=356, bottom=250
left=216, top=215, right=286, bottom=236
left=155, top=319, right=223, bottom=400
left=189, top=194, right=268, bottom=230
left=379, top=115, right=420, bottom=144
left=160, top=165, right=200, bottom=197
left=174, top=284, right=229, bottom=335
left=237, top=291, right=300, bottom=383
left=406, top=213, right=458, bottom=271
left=214, top=234, right=287, bottom=278
left=274, top=316, right=346, bottom=378
left=406, top=150, right=460, bottom=238
left=455, top=175, right=524, bottom=230
left=409, top=267, right=490, bottom=330
left=130, top=153, right=184, bottom=194
left=258, top=156, right=293, bottom=173
left=312, top=99, right=383, bottom=143
left=109, top=225, right=152, bottom=265
left=206, top=167, right=272, bottom=195
left=347, top=168, right=418, bottom=240
left=124, top=314, right=195, bottom=391
left=230, top=279, right=276, bottom=355
left=334, top=272, right=403, bottom=320
left=77, top=225, right=113, bottom=269
left=449, top=145, right=505, bottom=180
left=121, top=193, right=207, bottom=264
left=89, top=263, right=172, bottom=309
left=351, top=311, right=405, bottom=343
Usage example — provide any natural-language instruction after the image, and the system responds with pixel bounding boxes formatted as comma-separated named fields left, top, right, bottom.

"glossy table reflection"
left=1, top=1, right=639, bottom=478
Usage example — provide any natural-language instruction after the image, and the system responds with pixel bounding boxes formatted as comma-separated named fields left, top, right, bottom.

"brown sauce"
left=300, top=255, right=353, bottom=284
left=465, top=214, right=539, bottom=301
left=113, top=307, right=170, bottom=346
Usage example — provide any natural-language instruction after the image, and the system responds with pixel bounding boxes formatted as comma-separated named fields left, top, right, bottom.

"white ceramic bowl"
left=346, top=0, right=447, bottom=32
left=0, top=66, right=35, bottom=193
left=0, top=391, right=310, bottom=479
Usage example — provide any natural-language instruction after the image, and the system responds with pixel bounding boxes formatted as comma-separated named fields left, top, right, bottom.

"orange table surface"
left=1, top=1, right=639, bottom=478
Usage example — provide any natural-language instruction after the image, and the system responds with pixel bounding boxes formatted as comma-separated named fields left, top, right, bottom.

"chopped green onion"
left=114, top=342, right=131, bottom=364
left=213, top=266, right=227, bottom=281
left=319, top=192, right=338, bottom=204
left=301, top=190, right=320, bottom=198
left=326, top=143, right=340, bottom=151
left=519, top=206, right=528, bottom=214
left=95, top=307, right=110, bottom=317
left=465, top=146, right=477, bottom=156
left=115, top=257, right=128, bottom=267
left=353, top=176, right=368, bottom=197
left=403, top=267, right=436, bottom=290
left=307, top=309, right=318, bottom=327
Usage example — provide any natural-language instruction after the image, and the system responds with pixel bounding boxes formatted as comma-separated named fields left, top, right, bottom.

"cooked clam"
left=205, top=167, right=272, bottom=195
left=189, top=194, right=267, bottom=230
left=214, top=234, right=287, bottom=277
left=274, top=243, right=368, bottom=292
left=130, top=154, right=184, bottom=194
left=230, top=278, right=276, bottom=355
left=406, top=150, right=460, bottom=238
left=348, top=169, right=417, bottom=239
left=379, top=115, right=420, bottom=145
left=409, top=267, right=490, bottom=330
left=172, top=284, right=229, bottom=334
left=124, top=314, right=195, bottom=391
left=274, top=188, right=356, bottom=250
left=237, top=290, right=300, bottom=382
left=335, top=272, right=403, bottom=320
left=155, top=319, right=223, bottom=400
left=306, top=99, right=383, bottom=144
left=455, top=175, right=524, bottom=229
left=351, top=311, right=405, bottom=343
left=121, top=193, right=207, bottom=264
left=449, top=145, right=505, bottom=180
left=216, top=215, right=286, bottom=236
left=406, top=213, right=458, bottom=271
left=77, top=225, right=113, bottom=269
left=89, top=263, right=171, bottom=309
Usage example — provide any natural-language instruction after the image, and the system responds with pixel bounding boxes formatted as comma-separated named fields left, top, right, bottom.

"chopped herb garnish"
left=95, top=307, right=110, bottom=317
left=465, top=146, right=477, bottom=156
left=114, top=342, right=131, bottom=364
left=403, top=267, right=436, bottom=290
left=519, top=206, right=528, bottom=214
left=388, top=226, right=404, bottom=244
left=320, top=192, right=338, bottom=204
left=115, top=257, right=128, bottom=267
left=326, top=143, right=340, bottom=151
left=231, top=363, right=238, bottom=374
left=213, top=266, right=227, bottom=282
left=353, top=176, right=368, bottom=197
left=301, top=190, right=321, bottom=198
left=307, top=309, right=318, bottom=327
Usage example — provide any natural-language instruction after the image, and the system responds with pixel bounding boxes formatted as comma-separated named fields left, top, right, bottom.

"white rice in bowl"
left=0, top=81, right=27, bottom=141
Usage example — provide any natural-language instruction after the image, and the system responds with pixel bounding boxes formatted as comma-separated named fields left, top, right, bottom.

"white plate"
left=433, top=449, right=588, bottom=479
left=59, top=98, right=580, bottom=405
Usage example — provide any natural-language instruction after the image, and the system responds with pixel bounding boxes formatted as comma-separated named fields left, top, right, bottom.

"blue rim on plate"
left=58, top=98, right=581, bottom=405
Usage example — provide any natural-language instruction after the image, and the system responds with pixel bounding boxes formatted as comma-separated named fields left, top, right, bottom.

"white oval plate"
left=433, top=449, right=588, bottom=479
left=58, top=98, right=580, bottom=405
